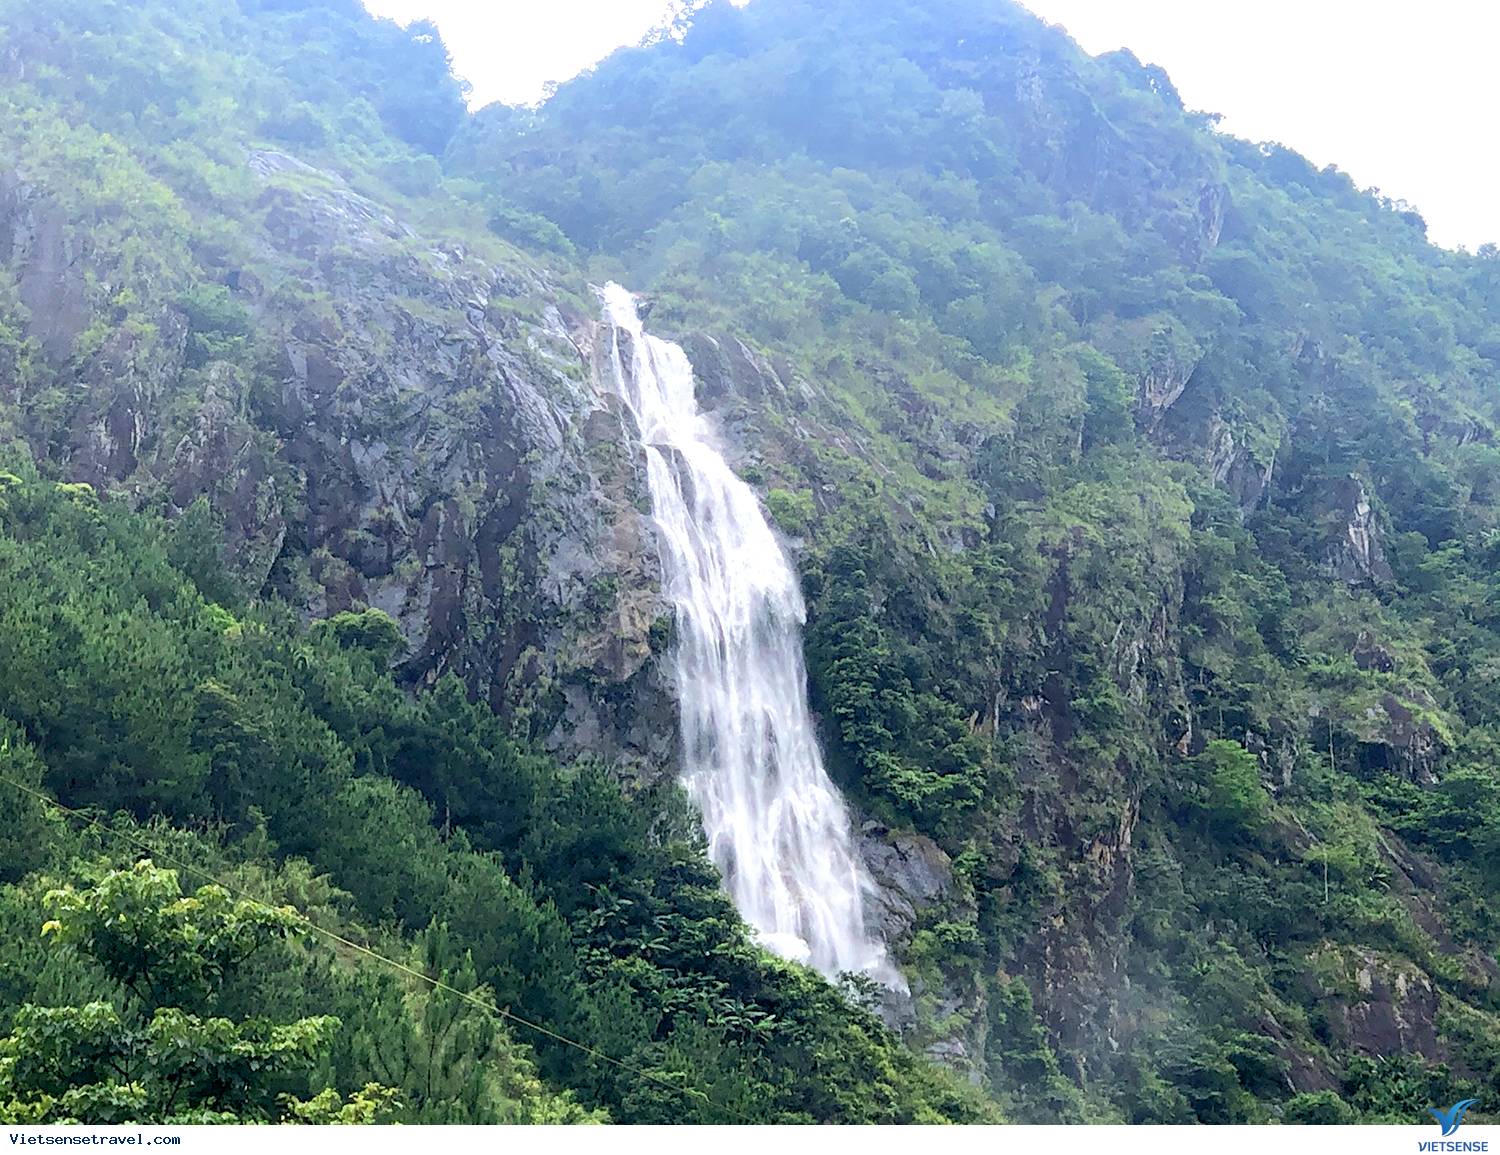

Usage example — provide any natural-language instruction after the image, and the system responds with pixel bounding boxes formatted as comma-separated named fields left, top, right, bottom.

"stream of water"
left=602, top=283, right=897, bottom=985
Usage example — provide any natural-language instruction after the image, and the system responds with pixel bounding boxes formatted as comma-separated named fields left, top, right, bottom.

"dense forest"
left=2, top=0, right=1499, bottom=1125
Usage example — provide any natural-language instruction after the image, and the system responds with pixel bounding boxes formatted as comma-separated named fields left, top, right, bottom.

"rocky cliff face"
left=0, top=100, right=1485, bottom=1129
left=7, top=138, right=1471, bottom=1093
left=4, top=145, right=990, bottom=1060
left=0, top=149, right=680, bottom=774
left=1320, top=475, right=1393, bottom=585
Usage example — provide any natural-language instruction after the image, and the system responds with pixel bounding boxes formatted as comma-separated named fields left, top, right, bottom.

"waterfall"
left=601, top=283, right=898, bottom=987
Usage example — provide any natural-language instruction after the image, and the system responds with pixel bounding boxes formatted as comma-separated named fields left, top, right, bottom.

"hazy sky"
left=361, top=0, right=1497, bottom=251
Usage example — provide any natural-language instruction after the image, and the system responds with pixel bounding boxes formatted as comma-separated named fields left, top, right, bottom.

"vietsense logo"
left=1432, top=1101, right=1482, bottom=1138
left=1418, top=1100, right=1487, bottom=1153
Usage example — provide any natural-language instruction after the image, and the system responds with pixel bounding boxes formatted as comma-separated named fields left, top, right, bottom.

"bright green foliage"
left=1281, top=1091, right=1354, bottom=1125
left=0, top=723, right=58, bottom=885
left=0, top=863, right=369, bottom=1124
left=0, top=1002, right=340, bottom=1124
left=985, top=978, right=1092, bottom=1121
left=805, top=521, right=998, bottom=832
left=40, top=861, right=302, bottom=1012
left=285, top=1085, right=403, bottom=1126
left=176, top=284, right=254, bottom=369
left=325, top=927, right=603, bottom=1124
left=0, top=473, right=990, bottom=1123
left=167, top=498, right=243, bottom=610
left=1181, top=741, right=1269, bottom=839
left=310, top=608, right=408, bottom=666
left=1343, top=1055, right=1477, bottom=1123
left=764, top=488, right=816, bottom=536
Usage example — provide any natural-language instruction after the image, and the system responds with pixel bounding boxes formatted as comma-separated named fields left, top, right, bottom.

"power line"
left=0, top=769, right=757, bottom=1125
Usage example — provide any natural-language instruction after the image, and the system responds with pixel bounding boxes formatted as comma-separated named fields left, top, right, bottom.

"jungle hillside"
left=1, top=0, right=1499, bottom=1126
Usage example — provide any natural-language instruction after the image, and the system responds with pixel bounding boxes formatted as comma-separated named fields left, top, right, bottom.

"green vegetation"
left=1, top=0, right=1499, bottom=1127
left=468, top=0, right=1500, bottom=1123
left=2, top=862, right=381, bottom=1125
left=0, top=468, right=990, bottom=1123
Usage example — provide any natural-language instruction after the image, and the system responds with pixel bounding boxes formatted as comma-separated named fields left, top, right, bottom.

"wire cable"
left=0, top=769, right=758, bottom=1125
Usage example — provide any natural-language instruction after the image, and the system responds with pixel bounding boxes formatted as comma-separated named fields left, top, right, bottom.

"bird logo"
left=1429, top=1099, right=1480, bottom=1137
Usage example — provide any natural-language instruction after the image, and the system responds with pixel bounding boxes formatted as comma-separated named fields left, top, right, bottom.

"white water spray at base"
left=601, top=283, right=899, bottom=988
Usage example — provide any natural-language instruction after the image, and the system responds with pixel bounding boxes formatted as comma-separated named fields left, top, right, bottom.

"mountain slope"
left=464, top=0, right=1500, bottom=1122
left=1, top=0, right=1499, bottom=1126
left=0, top=0, right=993, bottom=1126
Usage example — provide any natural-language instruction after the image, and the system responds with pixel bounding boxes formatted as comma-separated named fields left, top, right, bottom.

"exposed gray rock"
left=1138, top=345, right=1197, bottom=428
left=681, top=331, right=789, bottom=409
left=0, top=171, right=91, bottom=364
left=1207, top=417, right=1275, bottom=514
left=248, top=185, right=674, bottom=776
left=164, top=362, right=286, bottom=591
left=1321, top=475, right=1393, bottom=585
left=1351, top=630, right=1395, bottom=674
left=0, top=148, right=677, bottom=782
left=1304, top=946, right=1443, bottom=1063
left=857, top=822, right=955, bottom=944
left=1197, top=181, right=1227, bottom=252
left=857, top=821, right=990, bottom=1070
left=1095, top=318, right=1204, bottom=432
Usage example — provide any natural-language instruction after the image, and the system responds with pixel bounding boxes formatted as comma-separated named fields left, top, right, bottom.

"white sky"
left=362, top=0, right=1498, bottom=250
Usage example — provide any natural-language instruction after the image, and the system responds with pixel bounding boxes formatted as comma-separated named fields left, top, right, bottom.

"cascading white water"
left=601, top=283, right=898, bottom=987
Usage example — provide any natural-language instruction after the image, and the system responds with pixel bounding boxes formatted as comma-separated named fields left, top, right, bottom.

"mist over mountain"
left=0, top=0, right=1497, bottom=1125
